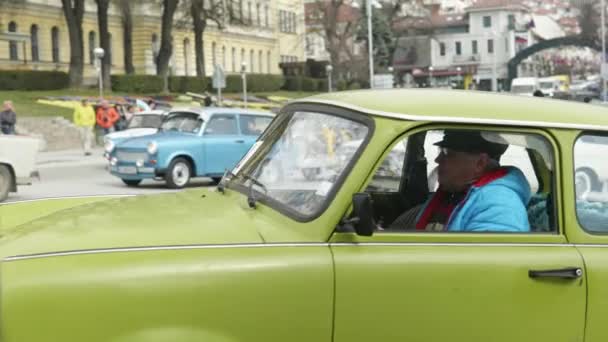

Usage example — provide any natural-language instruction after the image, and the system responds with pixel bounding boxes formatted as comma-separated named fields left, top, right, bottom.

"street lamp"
left=602, top=0, right=606, bottom=102
left=456, top=66, right=462, bottom=88
left=93, top=47, right=105, bottom=99
left=326, top=64, right=333, bottom=92
left=367, top=0, right=374, bottom=89
left=429, top=66, right=434, bottom=88
left=241, top=61, right=248, bottom=109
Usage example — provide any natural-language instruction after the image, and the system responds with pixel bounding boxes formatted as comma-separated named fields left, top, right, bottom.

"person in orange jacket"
left=96, top=100, right=120, bottom=135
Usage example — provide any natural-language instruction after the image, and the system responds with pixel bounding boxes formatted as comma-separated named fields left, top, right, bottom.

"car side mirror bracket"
left=341, top=193, right=376, bottom=237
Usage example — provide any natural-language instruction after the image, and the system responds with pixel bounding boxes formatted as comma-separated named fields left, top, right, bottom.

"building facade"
left=0, top=0, right=305, bottom=82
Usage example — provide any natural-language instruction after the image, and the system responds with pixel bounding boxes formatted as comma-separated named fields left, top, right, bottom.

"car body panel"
left=0, top=135, right=39, bottom=185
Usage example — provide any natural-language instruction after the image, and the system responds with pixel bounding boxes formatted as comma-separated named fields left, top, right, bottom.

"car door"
left=203, top=113, right=244, bottom=176
left=331, top=127, right=586, bottom=342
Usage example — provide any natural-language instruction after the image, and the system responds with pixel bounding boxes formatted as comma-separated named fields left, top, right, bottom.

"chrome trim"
left=0, top=194, right=135, bottom=206
left=330, top=242, right=573, bottom=248
left=294, top=99, right=608, bottom=132
left=3, top=243, right=330, bottom=262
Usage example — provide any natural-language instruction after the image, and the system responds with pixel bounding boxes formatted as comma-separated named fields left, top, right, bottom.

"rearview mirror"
left=351, top=193, right=376, bottom=236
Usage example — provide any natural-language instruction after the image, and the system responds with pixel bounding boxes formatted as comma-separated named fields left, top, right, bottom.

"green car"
left=2, top=89, right=608, bottom=342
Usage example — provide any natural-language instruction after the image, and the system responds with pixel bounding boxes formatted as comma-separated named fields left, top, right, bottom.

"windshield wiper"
left=217, top=169, right=240, bottom=194
left=243, top=174, right=267, bottom=209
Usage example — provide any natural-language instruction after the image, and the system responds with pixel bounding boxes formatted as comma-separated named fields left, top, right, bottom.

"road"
left=6, top=148, right=215, bottom=203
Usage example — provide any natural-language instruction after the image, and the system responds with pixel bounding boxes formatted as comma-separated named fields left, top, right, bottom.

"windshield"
left=511, top=85, right=534, bottom=94
left=231, top=110, right=370, bottom=218
left=540, top=82, right=554, bottom=89
left=160, top=113, right=203, bottom=134
left=128, top=114, right=163, bottom=129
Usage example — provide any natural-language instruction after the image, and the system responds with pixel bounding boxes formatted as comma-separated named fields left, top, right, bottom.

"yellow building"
left=0, top=0, right=305, bottom=82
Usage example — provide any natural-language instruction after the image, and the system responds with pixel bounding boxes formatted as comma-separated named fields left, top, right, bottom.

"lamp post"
left=93, top=47, right=105, bottom=99
left=367, top=0, right=374, bottom=89
left=602, top=0, right=606, bottom=102
left=326, top=64, right=333, bottom=92
left=456, top=66, right=462, bottom=89
left=429, top=66, right=434, bottom=88
left=241, top=62, right=248, bottom=109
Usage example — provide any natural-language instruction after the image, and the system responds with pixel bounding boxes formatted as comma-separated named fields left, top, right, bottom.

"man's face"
left=434, top=148, right=487, bottom=192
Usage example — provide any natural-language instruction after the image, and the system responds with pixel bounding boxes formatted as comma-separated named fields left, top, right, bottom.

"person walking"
left=96, top=100, right=120, bottom=135
left=73, top=99, right=96, bottom=155
left=0, top=100, right=17, bottom=135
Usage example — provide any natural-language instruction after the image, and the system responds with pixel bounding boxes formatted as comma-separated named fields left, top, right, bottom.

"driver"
left=393, top=130, right=531, bottom=232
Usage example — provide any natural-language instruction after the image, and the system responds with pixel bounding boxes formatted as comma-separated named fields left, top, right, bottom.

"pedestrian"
left=0, top=100, right=17, bottom=135
left=147, top=99, right=157, bottom=110
left=73, top=99, right=96, bottom=156
left=124, top=104, right=137, bottom=122
left=204, top=92, right=213, bottom=107
left=96, top=100, right=120, bottom=135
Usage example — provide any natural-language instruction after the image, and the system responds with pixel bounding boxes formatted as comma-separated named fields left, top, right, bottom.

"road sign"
left=602, top=63, right=608, bottom=79
left=213, top=64, right=226, bottom=89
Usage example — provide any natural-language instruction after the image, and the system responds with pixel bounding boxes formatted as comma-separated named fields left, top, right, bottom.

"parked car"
left=107, top=107, right=274, bottom=187
left=0, top=135, right=40, bottom=202
left=510, top=77, right=539, bottom=96
left=5, top=90, right=608, bottom=341
left=103, top=110, right=166, bottom=159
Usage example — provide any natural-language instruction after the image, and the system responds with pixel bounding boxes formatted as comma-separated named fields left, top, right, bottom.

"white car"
left=103, top=110, right=166, bottom=157
left=0, top=135, right=40, bottom=202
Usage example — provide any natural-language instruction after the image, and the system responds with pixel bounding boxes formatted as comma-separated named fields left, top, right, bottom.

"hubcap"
left=172, top=162, right=190, bottom=187
left=575, top=171, right=591, bottom=200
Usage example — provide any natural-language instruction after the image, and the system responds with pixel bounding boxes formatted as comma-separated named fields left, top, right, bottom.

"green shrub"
left=111, top=75, right=164, bottom=93
left=349, top=82, right=362, bottom=90
left=336, top=80, right=348, bottom=91
left=0, top=70, right=69, bottom=90
left=169, top=76, right=209, bottom=93
left=222, top=74, right=284, bottom=93
left=283, top=76, right=325, bottom=91
left=317, top=79, right=328, bottom=92
left=301, top=77, right=318, bottom=91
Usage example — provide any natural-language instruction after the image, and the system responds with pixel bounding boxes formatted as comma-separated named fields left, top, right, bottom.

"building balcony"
left=453, top=54, right=481, bottom=64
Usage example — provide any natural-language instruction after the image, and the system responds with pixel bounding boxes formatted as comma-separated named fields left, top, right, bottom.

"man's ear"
left=475, top=153, right=490, bottom=172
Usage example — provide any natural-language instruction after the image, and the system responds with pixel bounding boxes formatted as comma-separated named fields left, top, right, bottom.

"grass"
left=0, top=89, right=322, bottom=120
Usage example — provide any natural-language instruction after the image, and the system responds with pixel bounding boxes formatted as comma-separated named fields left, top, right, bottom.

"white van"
left=510, top=77, right=539, bottom=96
left=539, top=77, right=560, bottom=97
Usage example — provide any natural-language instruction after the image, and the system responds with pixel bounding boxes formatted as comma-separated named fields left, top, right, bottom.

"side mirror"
left=351, top=193, right=376, bottom=236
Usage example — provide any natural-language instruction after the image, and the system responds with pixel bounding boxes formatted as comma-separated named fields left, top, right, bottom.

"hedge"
left=112, top=74, right=284, bottom=94
left=283, top=76, right=327, bottom=92
left=0, top=70, right=69, bottom=90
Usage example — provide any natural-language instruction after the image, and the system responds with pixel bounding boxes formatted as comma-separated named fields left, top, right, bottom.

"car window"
left=574, top=133, right=608, bottom=233
left=239, top=115, right=272, bottom=135
left=160, top=112, right=203, bottom=133
left=365, top=129, right=555, bottom=233
left=204, top=114, right=238, bottom=135
left=127, top=114, right=163, bottom=129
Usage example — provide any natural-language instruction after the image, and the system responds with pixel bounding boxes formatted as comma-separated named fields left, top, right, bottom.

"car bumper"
left=109, top=163, right=158, bottom=180
left=15, top=170, right=40, bottom=186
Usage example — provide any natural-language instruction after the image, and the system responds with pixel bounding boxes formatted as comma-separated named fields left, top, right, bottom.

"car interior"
left=363, top=128, right=556, bottom=233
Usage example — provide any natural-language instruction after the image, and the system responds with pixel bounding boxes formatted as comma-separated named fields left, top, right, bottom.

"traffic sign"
left=213, top=64, right=226, bottom=89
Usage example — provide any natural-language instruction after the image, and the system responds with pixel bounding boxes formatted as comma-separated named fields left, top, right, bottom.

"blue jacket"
left=419, top=167, right=531, bottom=232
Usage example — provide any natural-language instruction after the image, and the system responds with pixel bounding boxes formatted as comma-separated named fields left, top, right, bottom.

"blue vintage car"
left=107, top=107, right=274, bottom=188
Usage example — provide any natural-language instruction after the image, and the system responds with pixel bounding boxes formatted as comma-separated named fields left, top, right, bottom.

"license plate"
left=118, top=166, right=137, bottom=174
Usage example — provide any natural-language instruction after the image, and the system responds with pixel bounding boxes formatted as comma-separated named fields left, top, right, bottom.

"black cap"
left=434, top=130, right=508, bottom=160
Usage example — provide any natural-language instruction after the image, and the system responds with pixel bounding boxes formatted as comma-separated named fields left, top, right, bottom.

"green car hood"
left=0, top=189, right=280, bottom=259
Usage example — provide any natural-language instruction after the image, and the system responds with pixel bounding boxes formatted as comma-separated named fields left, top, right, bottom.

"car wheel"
left=122, top=179, right=142, bottom=187
left=302, top=167, right=320, bottom=181
left=165, top=157, right=192, bottom=189
left=0, top=165, right=12, bottom=202
left=575, top=167, right=600, bottom=200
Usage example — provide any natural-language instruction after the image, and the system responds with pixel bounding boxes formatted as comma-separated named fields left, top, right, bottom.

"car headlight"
left=110, top=157, right=118, bottom=166
left=147, top=141, right=158, bottom=155
left=104, top=140, right=115, bottom=153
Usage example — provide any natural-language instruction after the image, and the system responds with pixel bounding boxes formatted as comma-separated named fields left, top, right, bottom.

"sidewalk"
left=37, top=147, right=106, bottom=169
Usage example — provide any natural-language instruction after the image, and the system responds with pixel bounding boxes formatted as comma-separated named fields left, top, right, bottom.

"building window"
left=472, top=40, right=478, bottom=54
left=439, top=42, right=446, bottom=56
left=508, top=14, right=515, bottom=30
left=455, top=41, right=462, bottom=55
left=256, top=3, right=261, bottom=26
left=487, top=39, right=494, bottom=53
left=89, top=31, right=96, bottom=65
left=483, top=16, right=492, bottom=28
left=250, top=49, right=254, bottom=73
left=222, top=45, right=227, bottom=69
left=241, top=48, right=246, bottom=70
left=51, top=26, right=60, bottom=63
left=258, top=50, right=262, bottom=74
left=212, top=42, right=217, bottom=66
left=267, top=50, right=271, bottom=73
left=108, top=32, right=113, bottom=65
left=30, top=25, right=39, bottom=62
left=8, top=22, right=18, bottom=61
left=265, top=5, right=269, bottom=27
left=184, top=38, right=190, bottom=75
left=232, top=47, right=236, bottom=72
left=306, top=36, right=315, bottom=56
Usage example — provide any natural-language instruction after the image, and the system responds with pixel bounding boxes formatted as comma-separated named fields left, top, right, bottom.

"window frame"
left=203, top=113, right=239, bottom=136
left=360, top=124, right=561, bottom=236
left=483, top=16, right=492, bottom=28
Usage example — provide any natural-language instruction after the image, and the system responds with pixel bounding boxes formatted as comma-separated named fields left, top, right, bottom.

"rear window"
left=574, top=134, right=608, bottom=233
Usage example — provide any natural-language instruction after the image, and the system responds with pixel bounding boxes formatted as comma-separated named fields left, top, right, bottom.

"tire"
left=122, top=179, right=142, bottom=187
left=165, top=157, right=192, bottom=189
left=575, top=167, right=600, bottom=200
left=0, top=165, right=12, bottom=202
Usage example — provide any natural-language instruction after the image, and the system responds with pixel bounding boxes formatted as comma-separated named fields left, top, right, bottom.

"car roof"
left=295, top=89, right=608, bottom=131
left=135, top=110, right=165, bottom=116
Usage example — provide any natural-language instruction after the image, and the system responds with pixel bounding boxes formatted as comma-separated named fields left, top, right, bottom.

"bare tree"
left=60, top=0, right=86, bottom=87
left=118, top=0, right=135, bottom=74
left=183, top=0, right=225, bottom=77
left=157, top=0, right=180, bottom=93
left=95, top=0, right=112, bottom=91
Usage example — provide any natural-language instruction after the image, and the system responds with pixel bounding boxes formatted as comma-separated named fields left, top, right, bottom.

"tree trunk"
left=96, top=0, right=112, bottom=92
left=191, top=0, right=207, bottom=77
left=120, top=0, right=135, bottom=74
left=60, top=0, right=85, bottom=88
left=157, top=0, right=179, bottom=93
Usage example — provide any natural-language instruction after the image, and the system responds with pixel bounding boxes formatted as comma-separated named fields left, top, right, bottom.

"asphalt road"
left=6, top=148, right=216, bottom=203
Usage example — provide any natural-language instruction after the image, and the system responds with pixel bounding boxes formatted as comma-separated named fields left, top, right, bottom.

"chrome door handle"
left=528, top=267, right=583, bottom=279
left=235, top=140, right=245, bottom=143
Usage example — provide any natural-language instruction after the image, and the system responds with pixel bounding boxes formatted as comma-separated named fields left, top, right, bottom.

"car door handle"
left=528, top=267, right=583, bottom=279
left=235, top=140, right=245, bottom=143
